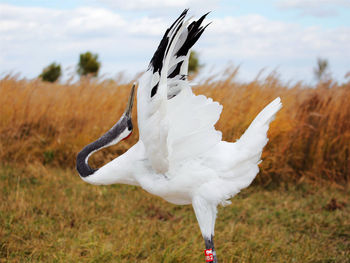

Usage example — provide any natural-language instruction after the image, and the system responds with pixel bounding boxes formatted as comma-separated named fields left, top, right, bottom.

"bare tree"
left=313, top=58, right=330, bottom=82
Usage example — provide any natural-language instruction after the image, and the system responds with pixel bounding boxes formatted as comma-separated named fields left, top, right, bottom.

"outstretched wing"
left=137, top=10, right=222, bottom=174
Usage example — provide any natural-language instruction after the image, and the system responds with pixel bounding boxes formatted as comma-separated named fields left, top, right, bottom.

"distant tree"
left=188, top=51, right=202, bottom=75
left=314, top=58, right=330, bottom=82
left=77, top=51, right=101, bottom=77
left=39, top=63, right=61, bottom=82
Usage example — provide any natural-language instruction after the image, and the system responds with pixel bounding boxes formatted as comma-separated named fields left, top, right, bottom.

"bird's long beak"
left=125, top=83, right=135, bottom=117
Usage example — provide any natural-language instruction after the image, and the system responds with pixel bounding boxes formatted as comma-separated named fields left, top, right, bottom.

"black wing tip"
left=149, top=10, right=212, bottom=73
left=182, top=8, right=189, bottom=16
left=199, top=11, right=211, bottom=22
left=203, top=21, right=212, bottom=29
left=149, top=9, right=190, bottom=73
left=149, top=10, right=211, bottom=96
left=174, top=11, right=211, bottom=59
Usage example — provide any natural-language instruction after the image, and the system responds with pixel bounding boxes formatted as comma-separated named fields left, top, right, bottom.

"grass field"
left=0, top=73, right=349, bottom=262
left=0, top=165, right=349, bottom=263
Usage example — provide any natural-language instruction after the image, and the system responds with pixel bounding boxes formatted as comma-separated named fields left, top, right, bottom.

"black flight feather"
left=149, top=9, right=188, bottom=74
left=167, top=12, right=210, bottom=79
left=149, top=10, right=210, bottom=98
left=176, top=12, right=210, bottom=58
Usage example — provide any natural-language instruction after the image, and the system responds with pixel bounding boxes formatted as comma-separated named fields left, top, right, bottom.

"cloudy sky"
left=1, top=0, right=349, bottom=83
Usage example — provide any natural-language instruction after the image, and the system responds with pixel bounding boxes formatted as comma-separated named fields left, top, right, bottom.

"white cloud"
left=0, top=4, right=167, bottom=77
left=277, top=0, right=350, bottom=17
left=204, top=15, right=350, bottom=59
left=0, top=3, right=349, bottom=83
left=202, top=15, right=350, bottom=81
left=95, top=0, right=219, bottom=11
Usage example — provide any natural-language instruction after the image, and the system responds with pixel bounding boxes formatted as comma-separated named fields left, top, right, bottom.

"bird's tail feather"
left=211, top=98, right=282, bottom=203
left=236, top=97, right=282, bottom=151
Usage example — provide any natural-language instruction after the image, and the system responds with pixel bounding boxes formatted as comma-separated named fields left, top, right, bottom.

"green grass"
left=0, top=165, right=349, bottom=263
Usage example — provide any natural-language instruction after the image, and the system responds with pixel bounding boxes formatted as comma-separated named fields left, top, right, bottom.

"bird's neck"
left=79, top=142, right=142, bottom=186
left=76, top=115, right=131, bottom=178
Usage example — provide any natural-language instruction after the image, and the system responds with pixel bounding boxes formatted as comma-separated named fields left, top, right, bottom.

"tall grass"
left=0, top=71, right=349, bottom=184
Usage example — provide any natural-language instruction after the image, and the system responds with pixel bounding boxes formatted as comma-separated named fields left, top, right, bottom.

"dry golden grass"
left=0, top=71, right=349, bottom=184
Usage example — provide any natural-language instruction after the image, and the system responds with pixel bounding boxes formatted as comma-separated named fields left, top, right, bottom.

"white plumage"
left=76, top=10, right=282, bottom=263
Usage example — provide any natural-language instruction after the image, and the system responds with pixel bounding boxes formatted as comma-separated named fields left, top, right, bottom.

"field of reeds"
left=0, top=71, right=349, bottom=262
left=0, top=71, right=349, bottom=184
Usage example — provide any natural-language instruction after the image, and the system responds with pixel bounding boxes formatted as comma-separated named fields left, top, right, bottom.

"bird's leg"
left=204, top=235, right=217, bottom=263
left=192, top=196, right=218, bottom=263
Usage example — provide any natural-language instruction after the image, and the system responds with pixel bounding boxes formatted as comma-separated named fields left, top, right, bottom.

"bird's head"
left=121, top=83, right=135, bottom=139
left=99, top=82, right=136, bottom=144
left=76, top=83, right=136, bottom=178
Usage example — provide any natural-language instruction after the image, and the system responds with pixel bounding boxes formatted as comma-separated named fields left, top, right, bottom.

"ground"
left=0, top=165, right=349, bottom=262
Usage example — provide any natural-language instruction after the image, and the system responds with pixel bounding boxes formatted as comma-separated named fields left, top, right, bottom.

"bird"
left=76, top=9, right=282, bottom=263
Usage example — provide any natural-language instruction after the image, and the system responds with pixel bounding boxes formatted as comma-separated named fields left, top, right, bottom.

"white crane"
left=76, top=10, right=282, bottom=263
